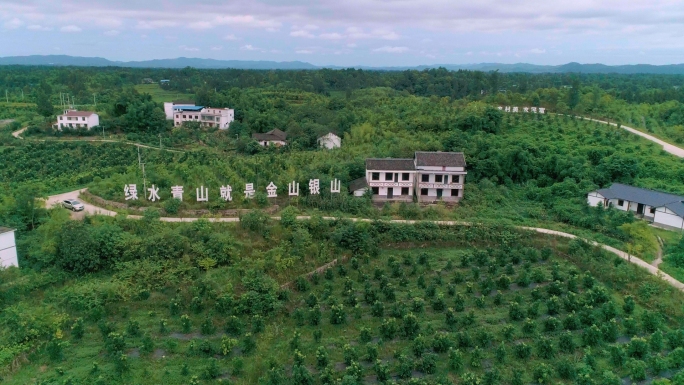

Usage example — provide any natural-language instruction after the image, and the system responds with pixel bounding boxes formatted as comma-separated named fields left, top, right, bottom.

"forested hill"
left=3, top=55, right=684, bottom=74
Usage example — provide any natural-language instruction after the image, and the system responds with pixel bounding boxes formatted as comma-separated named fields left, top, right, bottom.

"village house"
left=365, top=158, right=417, bottom=202
left=317, top=132, right=342, bottom=149
left=0, top=227, right=18, bottom=268
left=56, top=110, right=99, bottom=130
left=587, top=183, right=684, bottom=230
left=352, top=151, right=467, bottom=203
left=414, top=152, right=467, bottom=203
left=163, top=100, right=195, bottom=119
left=171, top=104, right=235, bottom=130
left=253, top=129, right=288, bottom=147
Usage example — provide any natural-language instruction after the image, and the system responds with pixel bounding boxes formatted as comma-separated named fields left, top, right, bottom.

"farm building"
left=317, top=132, right=342, bottom=149
left=55, top=110, right=99, bottom=130
left=587, top=183, right=684, bottom=230
left=253, top=129, right=288, bottom=147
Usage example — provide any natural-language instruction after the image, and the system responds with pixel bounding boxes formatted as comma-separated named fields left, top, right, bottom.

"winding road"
left=45, top=189, right=684, bottom=292
left=576, top=116, right=684, bottom=158
left=11, top=127, right=185, bottom=153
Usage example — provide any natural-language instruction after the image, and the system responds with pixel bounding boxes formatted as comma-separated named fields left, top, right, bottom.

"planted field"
left=5, top=228, right=684, bottom=384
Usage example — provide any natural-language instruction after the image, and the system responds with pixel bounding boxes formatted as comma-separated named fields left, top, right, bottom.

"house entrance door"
left=637, top=203, right=644, bottom=215
left=437, top=189, right=443, bottom=198
left=387, top=188, right=394, bottom=199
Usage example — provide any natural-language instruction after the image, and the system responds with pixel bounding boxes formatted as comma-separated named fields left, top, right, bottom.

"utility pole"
left=102, top=125, right=105, bottom=140
left=159, top=133, right=162, bottom=150
left=5, top=90, right=8, bottom=103
left=93, top=93, right=96, bottom=107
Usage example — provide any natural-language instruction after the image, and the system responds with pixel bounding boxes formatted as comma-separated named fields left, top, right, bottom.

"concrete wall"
left=654, top=207, right=684, bottom=230
left=587, top=192, right=605, bottom=207
left=58, top=114, right=99, bottom=130
left=0, top=231, right=18, bottom=268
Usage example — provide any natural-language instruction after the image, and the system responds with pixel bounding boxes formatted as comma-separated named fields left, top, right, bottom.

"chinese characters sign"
left=123, top=179, right=343, bottom=202
left=498, top=106, right=546, bottom=114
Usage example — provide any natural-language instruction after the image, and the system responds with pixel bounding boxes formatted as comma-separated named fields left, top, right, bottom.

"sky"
left=1, top=0, right=684, bottom=66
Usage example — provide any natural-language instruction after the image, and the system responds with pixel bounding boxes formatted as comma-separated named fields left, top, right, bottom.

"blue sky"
left=2, top=0, right=684, bottom=66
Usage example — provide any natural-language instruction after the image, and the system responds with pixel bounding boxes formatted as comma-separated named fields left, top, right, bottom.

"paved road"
left=11, top=126, right=26, bottom=139
left=579, top=117, right=684, bottom=158
left=45, top=189, right=684, bottom=292
left=11, top=127, right=184, bottom=153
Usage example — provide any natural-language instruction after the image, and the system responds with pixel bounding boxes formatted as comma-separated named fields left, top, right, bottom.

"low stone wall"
left=81, top=191, right=279, bottom=217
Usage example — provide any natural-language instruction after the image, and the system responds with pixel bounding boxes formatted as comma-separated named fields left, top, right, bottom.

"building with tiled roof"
left=56, top=109, right=99, bottom=130
left=360, top=151, right=467, bottom=203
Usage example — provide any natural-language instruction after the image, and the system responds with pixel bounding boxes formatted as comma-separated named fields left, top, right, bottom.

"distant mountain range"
left=2, top=55, right=684, bottom=74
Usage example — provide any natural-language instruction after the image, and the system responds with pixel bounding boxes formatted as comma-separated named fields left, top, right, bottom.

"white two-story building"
left=414, top=152, right=467, bottom=203
left=56, top=110, right=99, bottom=130
left=172, top=105, right=234, bottom=130
left=354, top=151, right=468, bottom=203
left=365, top=158, right=417, bottom=202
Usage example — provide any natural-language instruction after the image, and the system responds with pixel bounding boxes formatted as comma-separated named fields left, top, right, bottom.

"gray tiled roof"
left=348, top=177, right=368, bottom=192
left=253, top=128, right=287, bottom=142
left=0, top=227, right=15, bottom=234
left=415, top=152, right=466, bottom=167
left=665, top=201, right=684, bottom=218
left=596, top=183, right=684, bottom=210
left=366, top=158, right=415, bottom=171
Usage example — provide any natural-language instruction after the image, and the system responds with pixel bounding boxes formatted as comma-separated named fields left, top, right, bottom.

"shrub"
left=181, top=314, right=192, bottom=333
left=556, top=358, right=577, bottom=380
left=417, top=353, right=437, bottom=374
left=432, top=332, right=451, bottom=353
left=316, top=346, right=328, bottom=369
left=359, top=327, right=372, bottom=343
left=448, top=348, right=464, bottom=371
left=343, top=344, right=358, bottom=365
left=200, top=317, right=216, bottom=335
left=412, top=335, right=427, bottom=358
left=402, top=313, right=420, bottom=339
left=71, top=318, right=84, bottom=340
left=514, top=342, right=532, bottom=359
left=609, top=345, right=626, bottom=367
left=627, top=337, right=649, bottom=359
left=627, top=359, right=647, bottom=382
left=365, top=343, right=379, bottom=362
left=200, top=358, right=221, bottom=380
left=330, top=304, right=346, bottom=325
left=559, top=332, right=576, bottom=353
left=532, top=363, right=553, bottom=384
left=140, top=333, right=154, bottom=355
left=380, top=318, right=397, bottom=340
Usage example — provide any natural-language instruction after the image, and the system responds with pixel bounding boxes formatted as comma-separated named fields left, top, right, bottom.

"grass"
left=134, top=84, right=194, bottom=103
left=4, top=231, right=684, bottom=384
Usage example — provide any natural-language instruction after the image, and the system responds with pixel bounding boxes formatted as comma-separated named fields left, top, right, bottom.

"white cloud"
left=179, top=45, right=200, bottom=52
left=373, top=46, right=409, bottom=53
left=291, top=29, right=315, bottom=38
left=3, top=18, right=23, bottom=29
left=319, top=32, right=343, bottom=40
left=240, top=44, right=258, bottom=51
left=223, top=34, right=238, bottom=40
left=60, top=25, right=82, bottom=33
left=27, top=24, right=51, bottom=31
left=211, top=46, right=223, bottom=51
left=347, top=43, right=357, bottom=48
left=296, top=49, right=313, bottom=54
left=529, top=48, right=546, bottom=54
left=104, top=30, right=120, bottom=36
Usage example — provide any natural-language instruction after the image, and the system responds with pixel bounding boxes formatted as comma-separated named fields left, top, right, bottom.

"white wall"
left=318, top=134, right=341, bottom=149
left=353, top=189, right=367, bottom=197
left=0, top=231, right=18, bottom=268
left=587, top=192, right=605, bottom=207
left=654, top=208, right=684, bottom=230
left=164, top=102, right=174, bottom=120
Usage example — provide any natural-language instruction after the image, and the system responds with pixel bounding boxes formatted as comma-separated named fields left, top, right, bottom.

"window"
left=372, top=187, right=379, bottom=195
left=385, top=173, right=393, bottom=181
left=435, top=175, right=443, bottom=183
left=371, top=172, right=380, bottom=181
left=618, top=199, right=624, bottom=207
left=649, top=207, right=656, bottom=214
left=183, top=115, right=186, bottom=118
left=451, top=189, right=459, bottom=196
left=401, top=187, right=409, bottom=195
left=443, top=175, right=449, bottom=184
left=452, top=175, right=460, bottom=184
left=82, top=117, right=86, bottom=121
left=402, top=173, right=410, bottom=181
left=421, top=188, right=428, bottom=196
left=421, top=174, right=429, bottom=182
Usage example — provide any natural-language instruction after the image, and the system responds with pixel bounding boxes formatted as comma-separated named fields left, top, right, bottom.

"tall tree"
left=35, top=92, right=54, bottom=120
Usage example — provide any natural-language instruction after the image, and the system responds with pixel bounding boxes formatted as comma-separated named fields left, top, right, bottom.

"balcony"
left=418, top=183, right=463, bottom=189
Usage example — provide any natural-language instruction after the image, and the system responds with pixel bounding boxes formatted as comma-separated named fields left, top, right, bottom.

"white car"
left=62, top=199, right=85, bottom=212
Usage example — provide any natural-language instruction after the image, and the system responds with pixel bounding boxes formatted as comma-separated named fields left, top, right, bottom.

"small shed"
left=317, top=132, right=342, bottom=149
left=349, top=177, right=369, bottom=196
